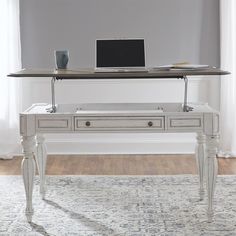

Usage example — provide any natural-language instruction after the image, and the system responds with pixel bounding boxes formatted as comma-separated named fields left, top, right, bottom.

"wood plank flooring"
left=0, top=155, right=236, bottom=175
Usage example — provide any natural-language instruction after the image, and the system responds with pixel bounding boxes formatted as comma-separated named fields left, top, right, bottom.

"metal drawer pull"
left=85, top=121, right=91, bottom=127
left=148, top=121, right=153, bottom=127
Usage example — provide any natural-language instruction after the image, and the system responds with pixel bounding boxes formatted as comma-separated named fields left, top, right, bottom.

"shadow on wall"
left=199, top=0, right=220, bottom=67
left=199, top=0, right=220, bottom=110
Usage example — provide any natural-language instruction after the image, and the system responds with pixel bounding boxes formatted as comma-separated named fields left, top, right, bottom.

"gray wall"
left=20, top=0, right=220, bottom=69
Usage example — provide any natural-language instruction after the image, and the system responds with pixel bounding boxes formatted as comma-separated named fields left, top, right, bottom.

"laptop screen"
left=96, top=39, right=145, bottom=67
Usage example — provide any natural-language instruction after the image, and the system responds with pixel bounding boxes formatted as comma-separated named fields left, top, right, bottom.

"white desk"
left=9, top=68, right=229, bottom=223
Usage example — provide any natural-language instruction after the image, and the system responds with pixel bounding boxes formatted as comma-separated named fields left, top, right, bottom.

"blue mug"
left=55, top=50, right=69, bottom=69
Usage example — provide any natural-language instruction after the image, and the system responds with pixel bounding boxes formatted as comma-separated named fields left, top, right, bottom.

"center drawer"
left=74, top=116, right=164, bottom=131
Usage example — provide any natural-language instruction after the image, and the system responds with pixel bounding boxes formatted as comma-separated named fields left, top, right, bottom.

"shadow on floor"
left=44, top=199, right=116, bottom=235
left=30, top=222, right=51, bottom=236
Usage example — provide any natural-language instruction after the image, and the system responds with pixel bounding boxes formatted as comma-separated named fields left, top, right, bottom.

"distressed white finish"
left=206, top=135, right=219, bottom=222
left=20, top=102, right=219, bottom=222
left=21, top=135, right=36, bottom=223
left=35, top=135, right=47, bottom=199
left=74, top=116, right=164, bottom=131
left=36, top=115, right=72, bottom=132
left=196, top=132, right=206, bottom=200
left=169, top=117, right=202, bottom=129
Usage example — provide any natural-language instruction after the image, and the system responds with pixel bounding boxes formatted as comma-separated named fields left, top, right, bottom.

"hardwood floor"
left=0, top=154, right=236, bottom=175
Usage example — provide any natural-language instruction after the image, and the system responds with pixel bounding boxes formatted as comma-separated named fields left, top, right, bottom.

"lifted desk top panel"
left=8, top=68, right=229, bottom=79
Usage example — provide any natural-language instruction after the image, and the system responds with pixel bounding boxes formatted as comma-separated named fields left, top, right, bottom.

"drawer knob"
left=85, top=121, right=91, bottom=127
left=148, top=121, right=153, bottom=127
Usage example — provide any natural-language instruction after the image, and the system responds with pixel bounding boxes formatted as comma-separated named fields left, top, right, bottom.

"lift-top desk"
left=8, top=68, right=229, bottom=223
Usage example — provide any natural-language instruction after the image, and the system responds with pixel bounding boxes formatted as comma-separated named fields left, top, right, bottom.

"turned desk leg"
left=196, top=133, right=206, bottom=200
left=21, top=135, right=36, bottom=223
left=206, top=135, right=219, bottom=222
left=35, top=135, right=47, bottom=199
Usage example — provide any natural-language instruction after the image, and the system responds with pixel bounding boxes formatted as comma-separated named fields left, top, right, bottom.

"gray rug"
left=1, top=175, right=236, bottom=236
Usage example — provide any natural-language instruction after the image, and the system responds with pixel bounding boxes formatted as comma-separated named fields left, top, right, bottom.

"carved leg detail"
left=196, top=133, right=206, bottom=200
left=35, top=135, right=47, bottom=199
left=206, top=135, right=219, bottom=223
left=21, top=136, right=36, bottom=223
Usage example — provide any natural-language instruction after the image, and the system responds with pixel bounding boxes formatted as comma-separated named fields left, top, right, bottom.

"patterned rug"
left=1, top=175, right=236, bottom=236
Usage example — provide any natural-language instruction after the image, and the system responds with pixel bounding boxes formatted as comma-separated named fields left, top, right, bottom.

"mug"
left=55, top=50, right=69, bottom=69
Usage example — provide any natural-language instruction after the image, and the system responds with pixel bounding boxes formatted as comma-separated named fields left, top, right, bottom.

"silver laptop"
left=95, top=39, right=147, bottom=72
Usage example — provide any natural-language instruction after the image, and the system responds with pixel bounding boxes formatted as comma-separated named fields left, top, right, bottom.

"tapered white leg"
left=35, top=134, right=47, bottom=199
left=196, top=133, right=206, bottom=200
left=206, top=135, right=219, bottom=222
left=21, top=136, right=36, bottom=223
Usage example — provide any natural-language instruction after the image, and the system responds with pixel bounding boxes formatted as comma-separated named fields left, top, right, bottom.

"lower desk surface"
left=19, top=102, right=219, bottom=223
left=20, top=102, right=219, bottom=135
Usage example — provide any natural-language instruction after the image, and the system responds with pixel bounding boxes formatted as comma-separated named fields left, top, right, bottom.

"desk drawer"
left=74, top=117, right=164, bottom=131
left=36, top=116, right=72, bottom=132
left=167, top=116, right=203, bottom=130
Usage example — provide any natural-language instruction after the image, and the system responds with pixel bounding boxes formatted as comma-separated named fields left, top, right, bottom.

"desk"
left=8, top=68, right=229, bottom=223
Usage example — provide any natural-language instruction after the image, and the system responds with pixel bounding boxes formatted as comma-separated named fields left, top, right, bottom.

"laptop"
left=95, top=39, right=147, bottom=72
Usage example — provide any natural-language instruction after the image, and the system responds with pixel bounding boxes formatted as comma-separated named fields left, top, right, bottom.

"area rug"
left=0, top=175, right=236, bottom=236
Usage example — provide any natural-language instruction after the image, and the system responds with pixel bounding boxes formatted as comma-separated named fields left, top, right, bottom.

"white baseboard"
left=41, top=133, right=196, bottom=154
left=45, top=141, right=195, bottom=154
left=14, top=134, right=197, bottom=155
